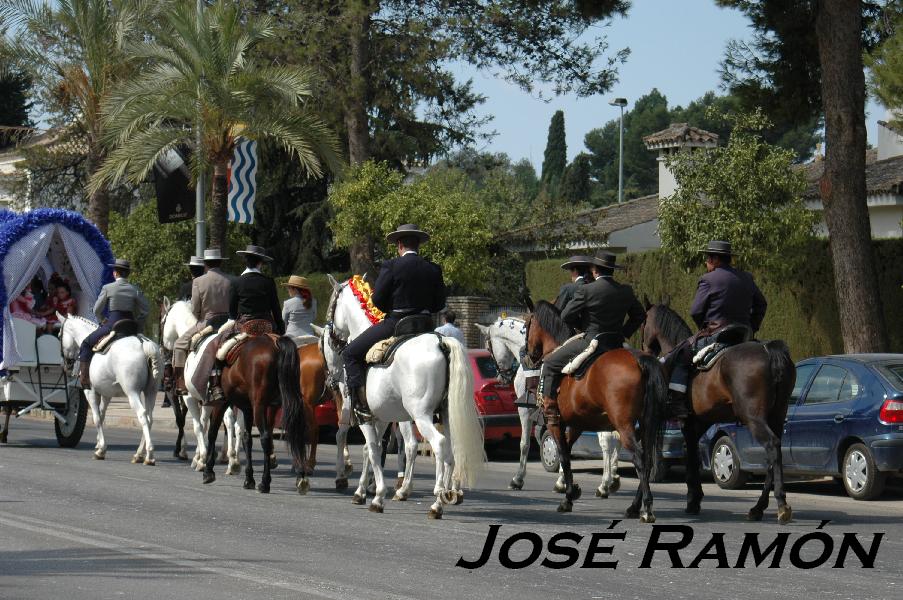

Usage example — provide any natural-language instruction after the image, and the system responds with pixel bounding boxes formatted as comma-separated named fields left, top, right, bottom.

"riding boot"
left=667, top=390, right=690, bottom=420
left=207, top=367, right=225, bottom=406
left=78, top=360, right=91, bottom=390
left=542, top=395, right=561, bottom=427
left=350, top=386, right=373, bottom=426
left=173, top=366, right=187, bottom=395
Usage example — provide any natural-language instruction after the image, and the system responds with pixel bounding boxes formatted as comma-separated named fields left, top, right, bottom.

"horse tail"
left=637, top=353, right=668, bottom=481
left=278, top=336, right=308, bottom=467
left=764, top=339, right=795, bottom=410
left=142, top=338, right=163, bottom=386
left=443, top=337, right=486, bottom=488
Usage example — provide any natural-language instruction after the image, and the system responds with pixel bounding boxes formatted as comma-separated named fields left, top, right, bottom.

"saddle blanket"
left=190, top=325, right=215, bottom=353
left=561, top=333, right=626, bottom=379
left=365, top=332, right=444, bottom=366
left=93, top=333, right=150, bottom=354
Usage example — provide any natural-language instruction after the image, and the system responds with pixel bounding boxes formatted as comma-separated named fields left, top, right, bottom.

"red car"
left=468, top=349, right=521, bottom=445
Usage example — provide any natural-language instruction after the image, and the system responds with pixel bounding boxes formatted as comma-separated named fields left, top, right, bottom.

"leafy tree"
left=0, top=0, right=161, bottom=233
left=867, top=15, right=903, bottom=128
left=108, top=200, right=249, bottom=303
left=659, top=110, right=816, bottom=275
left=718, top=0, right=893, bottom=352
left=89, top=0, right=342, bottom=255
left=329, top=161, right=492, bottom=290
left=241, top=0, right=631, bottom=273
left=541, top=110, right=567, bottom=192
left=561, top=152, right=592, bottom=203
left=0, top=69, right=32, bottom=147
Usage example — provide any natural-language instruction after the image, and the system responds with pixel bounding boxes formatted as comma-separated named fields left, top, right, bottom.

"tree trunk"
left=211, top=160, right=229, bottom=255
left=88, top=186, right=110, bottom=235
left=345, top=2, right=376, bottom=276
left=816, top=0, right=888, bottom=353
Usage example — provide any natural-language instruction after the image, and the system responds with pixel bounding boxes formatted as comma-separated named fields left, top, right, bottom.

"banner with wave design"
left=227, top=138, right=258, bottom=224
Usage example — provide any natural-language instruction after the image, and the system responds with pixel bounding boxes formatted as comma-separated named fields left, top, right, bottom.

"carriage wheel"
left=55, top=386, right=88, bottom=448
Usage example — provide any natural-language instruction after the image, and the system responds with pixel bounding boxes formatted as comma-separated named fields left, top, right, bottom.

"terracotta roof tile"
left=643, top=123, right=719, bottom=148
left=802, top=152, right=903, bottom=198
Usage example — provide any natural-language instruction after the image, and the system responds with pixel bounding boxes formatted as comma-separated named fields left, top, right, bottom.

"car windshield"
left=876, top=364, right=903, bottom=392
left=474, top=356, right=499, bottom=380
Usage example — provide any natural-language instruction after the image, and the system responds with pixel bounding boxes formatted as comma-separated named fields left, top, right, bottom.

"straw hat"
left=282, top=275, right=311, bottom=291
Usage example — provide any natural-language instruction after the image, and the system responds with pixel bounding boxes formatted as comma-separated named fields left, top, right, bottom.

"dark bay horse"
left=202, top=336, right=307, bottom=493
left=640, top=300, right=796, bottom=522
left=294, top=341, right=343, bottom=493
left=525, top=300, right=667, bottom=522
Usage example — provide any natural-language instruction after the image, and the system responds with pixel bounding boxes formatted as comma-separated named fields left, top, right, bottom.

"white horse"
left=324, top=275, right=485, bottom=518
left=58, top=313, right=162, bottom=464
left=159, top=299, right=243, bottom=474
left=476, top=316, right=622, bottom=498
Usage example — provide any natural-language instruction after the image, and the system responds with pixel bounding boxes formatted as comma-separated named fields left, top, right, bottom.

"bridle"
left=323, top=281, right=349, bottom=354
left=483, top=318, right=523, bottom=384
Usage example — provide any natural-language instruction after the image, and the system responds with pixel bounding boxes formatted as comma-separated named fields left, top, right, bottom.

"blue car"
left=699, top=354, right=903, bottom=500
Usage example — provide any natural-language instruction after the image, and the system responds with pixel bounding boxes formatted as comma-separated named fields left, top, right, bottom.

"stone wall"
left=445, top=296, right=490, bottom=348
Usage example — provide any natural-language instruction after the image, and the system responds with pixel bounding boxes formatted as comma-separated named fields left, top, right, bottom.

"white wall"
left=877, top=115, right=903, bottom=161
left=657, top=154, right=677, bottom=199
left=805, top=194, right=903, bottom=239
left=608, top=219, right=662, bottom=252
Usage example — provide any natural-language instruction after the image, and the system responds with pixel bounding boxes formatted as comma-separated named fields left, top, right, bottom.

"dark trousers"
left=79, top=311, right=133, bottom=361
left=538, top=335, right=588, bottom=399
left=342, top=317, right=398, bottom=388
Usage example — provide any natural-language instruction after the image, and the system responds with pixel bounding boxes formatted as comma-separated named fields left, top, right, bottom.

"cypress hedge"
left=525, top=241, right=903, bottom=360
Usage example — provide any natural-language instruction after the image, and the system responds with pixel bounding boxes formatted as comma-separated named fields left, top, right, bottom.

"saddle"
left=365, top=314, right=437, bottom=366
left=561, top=332, right=624, bottom=379
left=93, top=319, right=141, bottom=354
left=215, top=319, right=279, bottom=366
left=692, top=324, right=752, bottom=371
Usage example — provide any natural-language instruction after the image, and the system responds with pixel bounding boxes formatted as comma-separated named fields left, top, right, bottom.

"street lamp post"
left=195, top=0, right=205, bottom=256
left=609, top=97, right=628, bottom=204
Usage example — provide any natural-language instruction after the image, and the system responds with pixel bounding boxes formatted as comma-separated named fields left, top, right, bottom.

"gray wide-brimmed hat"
left=700, top=240, right=736, bottom=257
left=386, top=223, right=430, bottom=244
left=185, top=255, right=204, bottom=267
left=203, top=248, right=224, bottom=262
left=108, top=258, right=132, bottom=272
left=560, top=255, right=594, bottom=270
left=236, top=244, right=273, bottom=261
left=592, top=251, right=625, bottom=270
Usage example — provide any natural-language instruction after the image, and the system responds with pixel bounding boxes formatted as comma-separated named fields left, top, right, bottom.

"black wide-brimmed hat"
left=700, top=240, right=736, bottom=257
left=560, top=255, right=594, bottom=270
left=236, top=244, right=273, bottom=261
left=108, top=258, right=132, bottom=272
left=386, top=223, right=430, bottom=244
left=185, top=255, right=204, bottom=267
left=592, top=251, right=625, bottom=270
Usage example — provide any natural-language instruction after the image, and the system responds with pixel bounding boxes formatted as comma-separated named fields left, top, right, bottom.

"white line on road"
left=0, top=510, right=421, bottom=600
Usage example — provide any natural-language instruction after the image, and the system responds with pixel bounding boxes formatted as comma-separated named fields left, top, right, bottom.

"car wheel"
left=842, top=443, right=887, bottom=500
left=711, top=437, right=748, bottom=490
left=540, top=429, right=560, bottom=473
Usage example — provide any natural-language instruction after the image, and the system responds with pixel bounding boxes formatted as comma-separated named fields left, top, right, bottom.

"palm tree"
left=0, top=0, right=158, bottom=233
left=91, top=0, right=342, bottom=252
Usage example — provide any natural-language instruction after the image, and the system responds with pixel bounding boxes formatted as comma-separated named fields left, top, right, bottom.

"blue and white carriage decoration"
left=0, top=209, right=113, bottom=446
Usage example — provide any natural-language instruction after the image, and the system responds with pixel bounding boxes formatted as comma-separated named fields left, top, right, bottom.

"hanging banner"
left=227, top=138, right=257, bottom=224
left=153, top=147, right=194, bottom=224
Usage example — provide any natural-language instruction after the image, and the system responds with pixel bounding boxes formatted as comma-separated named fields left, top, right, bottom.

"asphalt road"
left=1, top=419, right=901, bottom=600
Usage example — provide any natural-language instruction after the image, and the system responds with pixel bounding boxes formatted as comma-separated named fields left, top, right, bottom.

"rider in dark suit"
left=554, top=255, right=594, bottom=311
left=343, top=224, right=446, bottom=424
left=668, top=240, right=768, bottom=417
left=540, top=252, right=644, bottom=426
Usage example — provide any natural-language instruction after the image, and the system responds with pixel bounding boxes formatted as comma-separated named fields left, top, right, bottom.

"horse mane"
left=653, top=304, right=692, bottom=346
left=532, top=300, right=573, bottom=345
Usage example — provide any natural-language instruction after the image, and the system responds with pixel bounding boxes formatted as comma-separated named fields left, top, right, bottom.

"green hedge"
left=526, top=241, right=903, bottom=360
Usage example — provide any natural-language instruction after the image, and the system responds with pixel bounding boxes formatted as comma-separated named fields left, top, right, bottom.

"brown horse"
left=525, top=300, right=667, bottom=522
left=202, top=335, right=307, bottom=493
left=640, top=300, right=796, bottom=522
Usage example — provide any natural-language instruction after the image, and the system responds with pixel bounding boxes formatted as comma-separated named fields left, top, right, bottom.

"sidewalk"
left=25, top=392, right=181, bottom=430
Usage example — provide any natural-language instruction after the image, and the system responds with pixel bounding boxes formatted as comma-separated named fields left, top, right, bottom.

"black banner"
left=154, top=147, right=195, bottom=224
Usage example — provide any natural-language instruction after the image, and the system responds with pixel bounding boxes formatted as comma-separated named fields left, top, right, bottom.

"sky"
left=450, top=0, right=884, bottom=172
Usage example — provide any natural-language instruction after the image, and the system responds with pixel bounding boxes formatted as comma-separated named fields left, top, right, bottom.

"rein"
left=324, top=281, right=349, bottom=353
left=484, top=318, right=524, bottom=384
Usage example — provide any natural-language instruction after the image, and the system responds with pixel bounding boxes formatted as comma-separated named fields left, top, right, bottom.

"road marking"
left=0, top=510, right=420, bottom=600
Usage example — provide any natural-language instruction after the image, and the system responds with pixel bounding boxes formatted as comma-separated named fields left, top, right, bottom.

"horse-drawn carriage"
left=0, top=209, right=114, bottom=446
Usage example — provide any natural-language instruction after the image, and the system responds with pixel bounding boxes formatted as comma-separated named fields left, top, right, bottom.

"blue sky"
left=451, top=0, right=883, bottom=171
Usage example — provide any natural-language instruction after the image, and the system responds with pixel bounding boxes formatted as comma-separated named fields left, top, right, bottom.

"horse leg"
left=358, top=422, right=388, bottom=513
left=550, top=420, right=580, bottom=512
left=237, top=405, right=255, bottom=490
left=597, top=431, right=621, bottom=498
left=202, top=402, right=227, bottom=484
left=223, top=408, right=239, bottom=474
left=334, top=422, right=352, bottom=490
left=172, top=393, right=188, bottom=460
left=393, top=422, right=406, bottom=492
left=393, top=422, right=418, bottom=501
left=352, top=442, right=372, bottom=504
left=125, top=388, right=154, bottom=465
left=681, top=418, right=704, bottom=515
left=747, top=415, right=792, bottom=523
left=415, top=416, right=453, bottom=519
left=85, top=390, right=107, bottom=460
left=509, top=407, right=532, bottom=490
left=142, top=375, right=157, bottom=465
left=255, top=403, right=273, bottom=494
left=187, top=397, right=206, bottom=470
left=0, top=406, right=10, bottom=443
left=554, top=427, right=581, bottom=493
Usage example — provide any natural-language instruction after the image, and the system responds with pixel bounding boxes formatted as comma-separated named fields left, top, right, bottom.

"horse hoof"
left=243, top=479, right=256, bottom=490
left=143, top=458, right=156, bottom=466
left=777, top=505, right=793, bottom=524
left=0, top=431, right=7, bottom=444
left=640, top=511, right=656, bottom=524
left=553, top=482, right=566, bottom=494
left=351, top=493, right=365, bottom=505
left=393, top=492, right=408, bottom=501
left=93, top=450, right=106, bottom=460
left=296, top=479, right=310, bottom=495
left=202, top=472, right=215, bottom=485
left=454, top=491, right=464, bottom=506
left=557, top=500, right=573, bottom=513
left=625, top=506, right=640, bottom=519
left=217, top=455, right=229, bottom=465
left=571, top=484, right=582, bottom=501
left=336, top=478, right=349, bottom=490
left=428, top=508, right=442, bottom=519
left=440, top=490, right=456, bottom=504
left=194, top=462, right=205, bottom=472
left=747, top=508, right=764, bottom=521
left=368, top=503, right=384, bottom=514
left=131, top=455, right=143, bottom=464
left=595, top=488, right=609, bottom=499
left=178, top=451, right=188, bottom=461
left=609, top=478, right=621, bottom=493
left=257, top=483, right=270, bottom=494
left=508, top=479, right=524, bottom=491
left=685, top=503, right=701, bottom=515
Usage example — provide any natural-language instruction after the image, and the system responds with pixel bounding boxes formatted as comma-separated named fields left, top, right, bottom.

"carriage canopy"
left=0, top=209, right=113, bottom=369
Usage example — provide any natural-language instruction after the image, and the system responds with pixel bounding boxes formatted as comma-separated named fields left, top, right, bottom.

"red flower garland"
left=348, top=276, right=385, bottom=325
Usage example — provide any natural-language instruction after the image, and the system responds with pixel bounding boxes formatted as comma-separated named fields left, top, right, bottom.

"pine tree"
left=541, top=110, right=567, bottom=193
